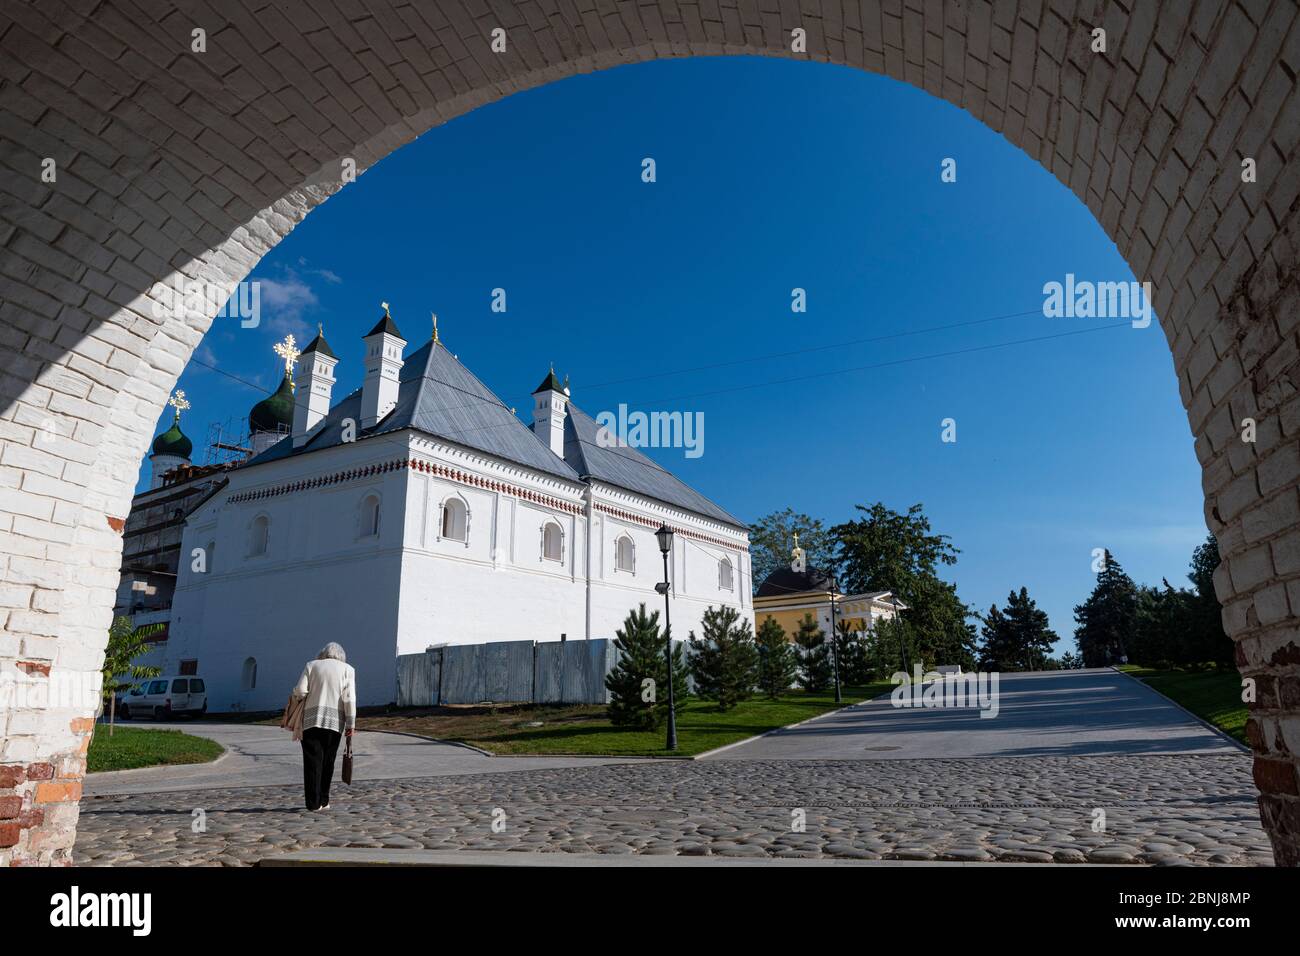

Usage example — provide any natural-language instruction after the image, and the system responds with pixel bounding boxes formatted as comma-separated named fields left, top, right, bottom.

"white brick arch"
left=1, top=1, right=1298, bottom=865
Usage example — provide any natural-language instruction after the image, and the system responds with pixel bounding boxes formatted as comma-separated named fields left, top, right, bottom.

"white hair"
left=317, top=642, right=347, bottom=663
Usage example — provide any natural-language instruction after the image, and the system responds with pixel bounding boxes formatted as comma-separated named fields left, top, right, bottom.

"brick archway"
left=1, top=2, right=1297, bottom=865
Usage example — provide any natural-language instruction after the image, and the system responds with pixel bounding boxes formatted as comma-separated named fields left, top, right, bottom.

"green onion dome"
left=151, top=415, right=192, bottom=459
left=249, top=372, right=295, bottom=433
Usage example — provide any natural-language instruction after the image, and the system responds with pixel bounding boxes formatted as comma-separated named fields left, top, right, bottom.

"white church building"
left=163, top=310, right=753, bottom=711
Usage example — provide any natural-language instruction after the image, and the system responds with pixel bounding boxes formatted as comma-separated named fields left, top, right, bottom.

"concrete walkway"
left=85, top=721, right=639, bottom=797
left=705, top=669, right=1244, bottom=761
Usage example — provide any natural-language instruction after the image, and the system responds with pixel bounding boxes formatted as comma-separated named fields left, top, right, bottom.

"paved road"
left=84, top=722, right=641, bottom=797
left=706, top=669, right=1245, bottom=761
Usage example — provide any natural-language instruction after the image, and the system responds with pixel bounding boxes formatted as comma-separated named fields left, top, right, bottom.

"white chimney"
left=360, top=307, right=406, bottom=429
left=531, top=368, right=568, bottom=458
left=293, top=327, right=339, bottom=447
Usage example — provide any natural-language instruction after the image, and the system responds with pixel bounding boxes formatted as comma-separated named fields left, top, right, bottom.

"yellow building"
left=753, top=536, right=905, bottom=638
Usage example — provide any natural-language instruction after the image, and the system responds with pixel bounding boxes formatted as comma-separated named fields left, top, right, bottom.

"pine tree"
left=978, top=588, right=1058, bottom=671
left=605, top=604, right=687, bottom=730
left=755, top=616, right=797, bottom=698
left=794, top=613, right=833, bottom=692
left=688, top=605, right=759, bottom=711
left=1073, top=551, right=1139, bottom=667
left=833, top=620, right=871, bottom=685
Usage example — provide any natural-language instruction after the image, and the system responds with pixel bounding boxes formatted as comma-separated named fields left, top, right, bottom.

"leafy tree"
left=688, top=605, right=759, bottom=711
left=904, top=575, right=978, bottom=671
left=832, top=502, right=976, bottom=671
left=1059, top=651, right=1085, bottom=669
left=606, top=604, right=687, bottom=730
left=833, top=620, right=871, bottom=685
left=793, top=613, right=833, bottom=692
left=755, top=616, right=797, bottom=698
left=748, top=509, right=835, bottom=595
left=833, top=502, right=959, bottom=599
left=1073, top=550, right=1139, bottom=667
left=101, top=616, right=164, bottom=736
left=978, top=587, right=1058, bottom=671
left=868, top=615, right=916, bottom=678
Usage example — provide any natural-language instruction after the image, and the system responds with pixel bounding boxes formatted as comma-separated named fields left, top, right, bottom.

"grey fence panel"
left=440, top=644, right=485, bottom=704
left=399, top=639, right=618, bottom=707
left=534, top=641, right=564, bottom=704
left=395, top=648, right=443, bottom=707
left=534, top=639, right=612, bottom=704
left=482, top=640, right=535, bottom=702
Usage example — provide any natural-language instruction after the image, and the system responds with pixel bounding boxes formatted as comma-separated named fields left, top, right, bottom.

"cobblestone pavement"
left=74, top=754, right=1273, bottom=866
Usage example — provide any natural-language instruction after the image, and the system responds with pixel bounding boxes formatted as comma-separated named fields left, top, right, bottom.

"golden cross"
left=432, top=311, right=439, bottom=344
left=273, top=334, right=300, bottom=379
left=167, top=389, right=190, bottom=419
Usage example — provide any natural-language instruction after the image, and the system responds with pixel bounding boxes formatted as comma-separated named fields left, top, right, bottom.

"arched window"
left=615, top=534, right=635, bottom=573
left=360, top=493, right=381, bottom=538
left=719, top=557, right=734, bottom=591
left=441, top=496, right=468, bottom=542
left=248, top=515, right=269, bottom=556
left=542, top=522, right=563, bottom=562
left=241, top=657, right=257, bottom=691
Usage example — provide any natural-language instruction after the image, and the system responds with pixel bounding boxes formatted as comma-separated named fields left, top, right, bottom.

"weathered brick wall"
left=1, top=1, right=1297, bottom=865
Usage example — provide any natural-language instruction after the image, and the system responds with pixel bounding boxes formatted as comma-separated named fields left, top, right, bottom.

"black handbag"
left=341, top=733, right=353, bottom=785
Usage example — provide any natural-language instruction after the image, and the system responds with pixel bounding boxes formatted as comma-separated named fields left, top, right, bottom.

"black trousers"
left=301, top=727, right=342, bottom=810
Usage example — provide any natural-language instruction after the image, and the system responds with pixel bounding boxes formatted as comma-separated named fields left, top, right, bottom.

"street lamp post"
left=654, top=524, right=678, bottom=751
left=829, top=576, right=842, bottom=703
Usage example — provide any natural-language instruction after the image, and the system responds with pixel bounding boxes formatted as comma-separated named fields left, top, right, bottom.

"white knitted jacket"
left=292, top=658, right=357, bottom=732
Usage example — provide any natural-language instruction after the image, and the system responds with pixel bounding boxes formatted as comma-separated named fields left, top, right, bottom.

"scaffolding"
left=201, top=415, right=287, bottom=466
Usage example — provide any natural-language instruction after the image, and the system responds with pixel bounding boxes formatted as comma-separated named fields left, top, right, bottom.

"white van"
left=117, top=676, right=208, bottom=720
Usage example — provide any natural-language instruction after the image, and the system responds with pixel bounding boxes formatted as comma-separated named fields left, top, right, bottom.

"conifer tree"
left=605, top=604, right=687, bottom=729
left=794, top=612, right=833, bottom=692
left=688, top=605, right=759, bottom=711
left=978, top=587, right=1058, bottom=671
left=755, top=616, right=797, bottom=698
left=1073, top=551, right=1139, bottom=667
left=833, top=620, right=871, bottom=685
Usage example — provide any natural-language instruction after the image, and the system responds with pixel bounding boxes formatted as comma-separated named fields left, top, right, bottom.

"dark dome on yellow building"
left=756, top=565, right=836, bottom=597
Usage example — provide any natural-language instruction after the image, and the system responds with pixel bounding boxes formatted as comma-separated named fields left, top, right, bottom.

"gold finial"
left=317, top=322, right=323, bottom=336
left=273, top=334, right=300, bottom=383
left=381, top=300, right=390, bottom=318
left=167, top=389, right=190, bottom=421
left=432, top=311, right=439, bottom=344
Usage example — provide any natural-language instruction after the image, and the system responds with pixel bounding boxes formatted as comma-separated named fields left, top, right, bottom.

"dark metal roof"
left=247, top=340, right=579, bottom=482
left=533, top=368, right=564, bottom=394
left=242, top=344, right=743, bottom=529
left=755, top=566, right=837, bottom=597
left=301, top=331, right=336, bottom=359
left=561, top=403, right=746, bottom=530
left=365, top=314, right=404, bottom=338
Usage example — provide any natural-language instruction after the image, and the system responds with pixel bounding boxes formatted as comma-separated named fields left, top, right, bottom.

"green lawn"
left=1118, top=665, right=1247, bottom=744
left=87, top=726, right=225, bottom=773
left=359, top=683, right=894, bottom=757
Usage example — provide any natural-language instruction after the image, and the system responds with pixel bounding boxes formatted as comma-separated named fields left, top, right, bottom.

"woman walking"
left=292, top=642, right=356, bottom=811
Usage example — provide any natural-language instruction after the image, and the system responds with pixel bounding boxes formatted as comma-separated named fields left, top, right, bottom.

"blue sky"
left=150, top=56, right=1208, bottom=655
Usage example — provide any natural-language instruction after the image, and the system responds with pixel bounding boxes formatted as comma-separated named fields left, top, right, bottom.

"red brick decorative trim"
left=594, top=503, right=748, bottom=553
left=226, top=457, right=584, bottom=516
